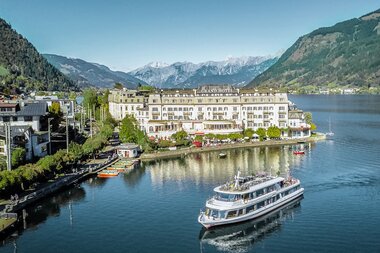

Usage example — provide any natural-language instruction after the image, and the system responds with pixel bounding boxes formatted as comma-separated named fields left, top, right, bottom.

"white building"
left=0, top=101, right=49, bottom=162
left=109, top=85, right=310, bottom=139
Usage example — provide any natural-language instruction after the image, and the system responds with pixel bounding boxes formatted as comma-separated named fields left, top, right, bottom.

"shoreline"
left=140, top=133, right=326, bottom=161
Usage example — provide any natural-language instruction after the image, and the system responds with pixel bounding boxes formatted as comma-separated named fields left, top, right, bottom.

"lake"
left=1, top=95, right=380, bottom=253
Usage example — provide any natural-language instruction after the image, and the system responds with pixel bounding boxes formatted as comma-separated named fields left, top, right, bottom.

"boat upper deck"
left=214, top=175, right=285, bottom=195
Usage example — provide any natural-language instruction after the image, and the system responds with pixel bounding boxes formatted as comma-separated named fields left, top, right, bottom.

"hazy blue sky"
left=0, top=0, right=379, bottom=71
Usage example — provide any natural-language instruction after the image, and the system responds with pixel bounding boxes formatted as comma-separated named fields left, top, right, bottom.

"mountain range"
left=44, top=54, right=278, bottom=89
left=248, top=9, right=380, bottom=88
left=44, top=54, right=147, bottom=88
left=128, top=56, right=278, bottom=89
left=0, top=18, right=75, bottom=92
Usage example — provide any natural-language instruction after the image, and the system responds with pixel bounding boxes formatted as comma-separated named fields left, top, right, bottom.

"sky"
left=0, top=0, right=379, bottom=71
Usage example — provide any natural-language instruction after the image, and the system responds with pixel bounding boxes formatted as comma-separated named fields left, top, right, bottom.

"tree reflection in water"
left=199, top=197, right=303, bottom=253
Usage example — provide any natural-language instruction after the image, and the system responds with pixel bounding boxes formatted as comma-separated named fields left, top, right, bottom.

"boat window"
left=246, top=204, right=255, bottom=213
left=211, top=210, right=218, bottom=218
left=219, top=211, right=226, bottom=219
left=237, top=209, right=244, bottom=216
left=227, top=210, right=238, bottom=219
left=257, top=201, right=265, bottom=209
left=216, top=193, right=240, bottom=202
left=256, top=189, right=264, bottom=197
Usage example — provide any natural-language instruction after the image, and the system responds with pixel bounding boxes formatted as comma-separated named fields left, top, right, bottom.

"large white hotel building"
left=108, top=85, right=310, bottom=139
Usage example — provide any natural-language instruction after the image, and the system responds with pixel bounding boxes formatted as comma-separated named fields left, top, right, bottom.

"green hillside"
left=0, top=18, right=76, bottom=94
left=248, top=9, right=380, bottom=89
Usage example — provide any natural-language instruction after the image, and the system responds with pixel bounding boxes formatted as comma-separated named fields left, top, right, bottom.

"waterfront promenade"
left=140, top=133, right=326, bottom=161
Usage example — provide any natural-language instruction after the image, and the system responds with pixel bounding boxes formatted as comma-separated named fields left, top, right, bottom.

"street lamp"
left=48, top=118, right=53, bottom=155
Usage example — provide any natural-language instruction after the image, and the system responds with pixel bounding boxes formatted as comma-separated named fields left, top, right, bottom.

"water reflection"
left=147, top=145, right=312, bottom=187
left=199, top=197, right=303, bottom=253
left=1, top=186, right=85, bottom=242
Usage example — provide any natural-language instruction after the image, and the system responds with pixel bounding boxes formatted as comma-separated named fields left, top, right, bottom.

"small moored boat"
left=198, top=171, right=304, bottom=228
left=97, top=170, right=119, bottom=178
left=219, top=153, right=227, bottom=158
left=293, top=150, right=305, bottom=155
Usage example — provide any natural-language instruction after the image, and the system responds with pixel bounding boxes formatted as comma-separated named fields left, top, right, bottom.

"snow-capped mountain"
left=129, top=56, right=278, bottom=88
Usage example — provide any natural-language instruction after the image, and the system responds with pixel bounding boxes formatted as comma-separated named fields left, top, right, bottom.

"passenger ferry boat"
left=198, top=171, right=304, bottom=228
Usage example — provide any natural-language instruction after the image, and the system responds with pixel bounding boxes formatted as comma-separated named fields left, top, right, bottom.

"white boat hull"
left=199, top=188, right=304, bottom=228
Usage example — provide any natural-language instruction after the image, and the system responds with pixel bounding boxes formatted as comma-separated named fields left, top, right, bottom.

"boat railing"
left=219, top=175, right=275, bottom=192
left=283, top=178, right=298, bottom=188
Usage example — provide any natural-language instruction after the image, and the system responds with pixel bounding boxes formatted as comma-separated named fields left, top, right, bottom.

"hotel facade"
left=108, top=85, right=311, bottom=139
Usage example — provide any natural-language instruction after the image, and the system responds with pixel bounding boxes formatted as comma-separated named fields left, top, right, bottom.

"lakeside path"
left=140, top=133, right=326, bottom=162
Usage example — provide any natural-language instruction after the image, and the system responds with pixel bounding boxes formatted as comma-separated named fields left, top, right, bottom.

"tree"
left=119, top=115, right=139, bottom=143
left=172, top=130, right=188, bottom=142
left=304, top=112, right=317, bottom=131
left=267, top=126, right=281, bottom=139
left=49, top=102, right=63, bottom=131
left=11, top=148, right=26, bottom=168
left=83, top=89, right=98, bottom=111
left=243, top=128, right=254, bottom=138
left=114, top=83, right=123, bottom=90
left=304, top=112, right=313, bottom=125
left=194, top=135, right=203, bottom=142
left=256, top=128, right=267, bottom=141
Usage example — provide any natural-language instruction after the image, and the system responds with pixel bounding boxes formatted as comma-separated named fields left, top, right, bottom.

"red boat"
left=293, top=150, right=305, bottom=155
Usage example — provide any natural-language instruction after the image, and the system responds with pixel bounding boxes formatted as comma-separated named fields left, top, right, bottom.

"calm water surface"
left=1, top=95, right=380, bottom=253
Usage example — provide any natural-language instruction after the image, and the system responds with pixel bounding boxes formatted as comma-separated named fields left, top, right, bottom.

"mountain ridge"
left=128, top=56, right=278, bottom=88
left=0, top=18, right=75, bottom=92
left=247, top=8, right=380, bottom=88
left=44, top=54, right=146, bottom=88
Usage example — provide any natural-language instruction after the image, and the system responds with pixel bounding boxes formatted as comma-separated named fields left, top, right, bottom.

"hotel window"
left=279, top=114, right=285, bottom=118
left=198, top=99, right=202, bottom=103
left=152, top=107, right=159, bottom=112
left=233, top=107, right=237, bottom=111
left=279, top=106, right=285, bottom=110
left=163, top=113, right=167, bottom=117
left=168, top=108, right=173, bottom=111
left=168, top=116, right=173, bottom=120
left=218, top=107, right=222, bottom=111
left=152, top=99, right=157, bottom=103
left=198, top=107, right=202, bottom=111
left=153, top=116, right=159, bottom=120
left=224, top=107, right=228, bottom=111
left=174, top=108, right=178, bottom=111
left=179, top=108, right=182, bottom=111
left=163, top=108, right=166, bottom=111
left=258, top=107, right=262, bottom=110
left=253, top=107, right=257, bottom=110
left=213, top=108, right=217, bottom=111
left=232, top=115, right=238, bottom=120
left=207, top=107, right=211, bottom=111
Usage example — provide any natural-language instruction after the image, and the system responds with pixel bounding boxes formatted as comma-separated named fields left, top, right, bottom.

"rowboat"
left=97, top=170, right=119, bottom=178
